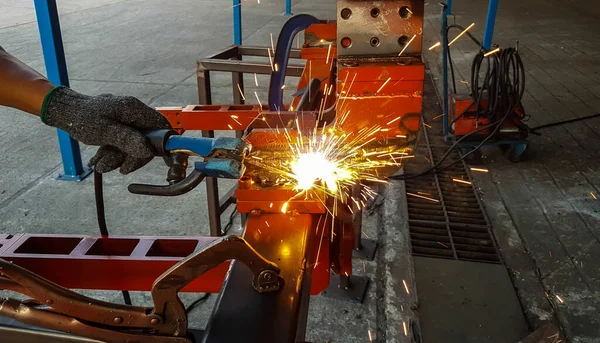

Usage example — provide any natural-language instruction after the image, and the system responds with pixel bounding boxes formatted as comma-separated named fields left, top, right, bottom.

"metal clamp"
left=0, top=235, right=282, bottom=343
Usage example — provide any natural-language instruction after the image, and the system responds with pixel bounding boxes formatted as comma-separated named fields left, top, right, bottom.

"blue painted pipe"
left=285, top=0, right=292, bottom=16
left=482, top=0, right=498, bottom=50
left=233, top=0, right=242, bottom=45
left=34, top=0, right=89, bottom=181
left=268, top=14, right=319, bottom=111
left=441, top=4, right=449, bottom=137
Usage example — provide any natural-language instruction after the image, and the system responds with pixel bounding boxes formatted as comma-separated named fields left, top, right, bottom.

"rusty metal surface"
left=336, top=0, right=424, bottom=57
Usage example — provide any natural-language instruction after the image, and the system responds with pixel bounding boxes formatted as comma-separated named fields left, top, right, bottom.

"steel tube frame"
left=196, top=46, right=303, bottom=237
left=33, top=0, right=90, bottom=181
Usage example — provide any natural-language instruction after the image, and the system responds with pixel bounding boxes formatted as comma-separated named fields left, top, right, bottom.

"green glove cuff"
left=40, top=86, right=66, bottom=125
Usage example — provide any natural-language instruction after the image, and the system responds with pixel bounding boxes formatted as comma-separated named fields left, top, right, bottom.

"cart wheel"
left=507, top=143, right=528, bottom=162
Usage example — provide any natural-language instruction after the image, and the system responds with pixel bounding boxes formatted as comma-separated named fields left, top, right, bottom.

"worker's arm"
left=0, top=45, right=171, bottom=174
left=0, top=45, right=54, bottom=115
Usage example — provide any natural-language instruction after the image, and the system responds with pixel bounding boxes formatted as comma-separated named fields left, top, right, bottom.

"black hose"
left=94, top=171, right=109, bottom=237
left=93, top=170, right=132, bottom=305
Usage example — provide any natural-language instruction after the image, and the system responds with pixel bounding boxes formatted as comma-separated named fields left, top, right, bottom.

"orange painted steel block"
left=337, top=60, right=425, bottom=141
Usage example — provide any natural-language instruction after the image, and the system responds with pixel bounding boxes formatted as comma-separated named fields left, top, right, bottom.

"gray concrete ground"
left=423, top=0, right=600, bottom=342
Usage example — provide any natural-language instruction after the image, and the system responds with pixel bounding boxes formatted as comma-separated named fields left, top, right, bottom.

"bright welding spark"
left=368, top=329, right=373, bottom=342
left=362, top=230, right=369, bottom=238
left=403, top=321, right=408, bottom=336
left=407, top=192, right=439, bottom=202
left=251, top=155, right=263, bottom=160
left=281, top=202, right=289, bottom=213
left=591, top=192, right=597, bottom=200
left=290, top=151, right=352, bottom=193
left=267, top=48, right=274, bottom=71
left=448, top=23, right=475, bottom=46
left=326, top=43, right=332, bottom=64
left=281, top=85, right=286, bottom=90
left=398, top=34, right=417, bottom=56
left=236, top=83, right=246, bottom=100
left=363, top=261, right=366, bottom=273
left=270, top=33, right=275, bottom=54
left=227, top=124, right=233, bottom=130
left=432, top=114, right=443, bottom=120
left=269, top=202, right=273, bottom=208
left=387, top=116, right=402, bottom=125
left=453, top=178, right=472, bottom=185
left=424, top=123, right=432, bottom=128
left=403, top=279, right=410, bottom=294
left=396, top=135, right=407, bottom=138
left=428, top=41, right=441, bottom=50
left=460, top=80, right=469, bottom=84
left=275, top=63, right=279, bottom=72
left=254, top=91, right=262, bottom=107
left=471, top=167, right=488, bottom=173
left=265, top=221, right=270, bottom=227
left=484, top=47, right=501, bottom=57
left=555, top=295, right=565, bottom=303
left=254, top=73, right=259, bottom=87
left=438, top=241, right=449, bottom=248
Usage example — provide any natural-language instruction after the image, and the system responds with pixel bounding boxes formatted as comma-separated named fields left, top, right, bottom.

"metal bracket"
left=322, top=274, right=369, bottom=303
left=352, top=238, right=378, bottom=261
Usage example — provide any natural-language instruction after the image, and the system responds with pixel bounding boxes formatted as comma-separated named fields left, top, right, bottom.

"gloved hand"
left=41, top=86, right=171, bottom=174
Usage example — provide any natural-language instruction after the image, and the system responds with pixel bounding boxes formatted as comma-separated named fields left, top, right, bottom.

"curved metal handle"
left=128, top=169, right=205, bottom=196
left=150, top=235, right=282, bottom=336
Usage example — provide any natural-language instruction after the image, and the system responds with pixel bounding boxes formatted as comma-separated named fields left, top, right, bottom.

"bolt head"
left=113, top=317, right=123, bottom=324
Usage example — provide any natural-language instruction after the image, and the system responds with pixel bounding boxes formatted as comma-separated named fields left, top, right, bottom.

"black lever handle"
left=128, top=169, right=206, bottom=196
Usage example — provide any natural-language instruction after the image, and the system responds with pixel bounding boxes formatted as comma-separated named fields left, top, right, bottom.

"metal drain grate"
left=403, top=124, right=500, bottom=263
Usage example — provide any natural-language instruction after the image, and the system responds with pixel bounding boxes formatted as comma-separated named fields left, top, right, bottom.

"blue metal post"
left=34, top=0, right=91, bottom=181
left=482, top=0, right=498, bottom=50
left=233, top=0, right=242, bottom=45
left=285, top=0, right=292, bottom=16
left=441, top=3, right=450, bottom=138
left=446, top=0, right=453, bottom=15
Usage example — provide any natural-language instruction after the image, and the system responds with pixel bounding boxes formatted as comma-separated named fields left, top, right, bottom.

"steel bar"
left=199, top=59, right=304, bottom=76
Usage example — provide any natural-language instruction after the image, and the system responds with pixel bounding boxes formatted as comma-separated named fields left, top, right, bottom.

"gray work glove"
left=41, top=86, right=171, bottom=174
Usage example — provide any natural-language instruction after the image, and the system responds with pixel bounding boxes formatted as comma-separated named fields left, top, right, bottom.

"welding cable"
left=94, top=171, right=109, bottom=237
left=529, top=113, right=600, bottom=134
left=222, top=206, right=238, bottom=235
left=186, top=293, right=211, bottom=314
left=93, top=170, right=133, bottom=305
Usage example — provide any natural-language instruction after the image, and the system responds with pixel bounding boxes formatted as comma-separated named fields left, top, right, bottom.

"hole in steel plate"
left=86, top=238, right=139, bottom=256
left=147, top=239, right=198, bottom=257
left=192, top=105, right=221, bottom=111
left=398, top=35, right=410, bottom=46
left=15, top=237, right=81, bottom=255
left=370, top=37, right=381, bottom=47
left=340, top=8, right=352, bottom=20
left=370, top=8, right=380, bottom=18
left=341, top=37, right=352, bottom=48
left=399, top=6, right=412, bottom=19
left=229, top=105, right=254, bottom=111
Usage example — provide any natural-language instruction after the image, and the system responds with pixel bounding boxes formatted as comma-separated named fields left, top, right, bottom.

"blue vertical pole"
left=446, top=0, right=453, bottom=15
left=285, top=0, right=292, bottom=16
left=482, top=0, right=498, bottom=50
left=233, top=0, right=242, bottom=45
left=34, top=0, right=90, bottom=181
left=441, top=3, right=449, bottom=138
